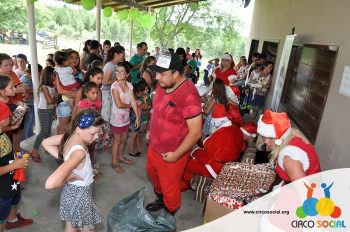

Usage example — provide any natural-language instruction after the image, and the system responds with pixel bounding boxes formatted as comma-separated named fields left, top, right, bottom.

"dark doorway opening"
left=280, top=44, right=337, bottom=143
left=248, top=39, right=259, bottom=64
left=262, top=41, right=278, bottom=64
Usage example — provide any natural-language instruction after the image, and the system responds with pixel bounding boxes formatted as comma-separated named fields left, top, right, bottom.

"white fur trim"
left=228, top=75, right=237, bottom=81
left=240, top=127, right=256, bottom=138
left=277, top=145, right=310, bottom=171
left=221, top=54, right=232, bottom=61
left=275, top=139, right=282, bottom=145
left=190, top=147, right=200, bottom=159
left=205, top=164, right=218, bottom=179
left=225, top=86, right=239, bottom=104
left=257, top=115, right=276, bottom=138
left=275, top=127, right=292, bottom=145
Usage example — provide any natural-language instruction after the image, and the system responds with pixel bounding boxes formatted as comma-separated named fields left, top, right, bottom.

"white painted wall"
left=249, top=0, right=350, bottom=170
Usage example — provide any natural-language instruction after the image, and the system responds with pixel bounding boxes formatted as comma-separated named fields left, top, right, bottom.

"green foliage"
left=101, top=14, right=130, bottom=44
left=0, top=0, right=246, bottom=60
left=150, top=1, right=246, bottom=60
left=35, top=5, right=96, bottom=39
left=0, top=0, right=27, bottom=31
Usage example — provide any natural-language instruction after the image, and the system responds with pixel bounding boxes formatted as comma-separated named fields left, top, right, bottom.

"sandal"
left=129, top=153, right=140, bottom=157
left=31, top=154, right=42, bottom=163
left=111, top=163, right=125, bottom=173
left=93, top=168, right=103, bottom=177
left=119, top=157, right=133, bottom=164
left=136, top=151, right=143, bottom=156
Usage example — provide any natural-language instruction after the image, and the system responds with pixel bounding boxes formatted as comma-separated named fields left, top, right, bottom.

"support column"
left=96, top=0, right=101, bottom=42
left=129, top=19, right=134, bottom=59
left=27, top=1, right=40, bottom=134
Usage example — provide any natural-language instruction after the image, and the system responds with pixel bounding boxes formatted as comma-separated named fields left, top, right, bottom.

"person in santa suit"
left=181, top=104, right=244, bottom=190
left=225, top=84, right=242, bottom=127
left=201, top=53, right=237, bottom=97
left=257, top=110, right=321, bottom=184
left=240, top=121, right=257, bottom=153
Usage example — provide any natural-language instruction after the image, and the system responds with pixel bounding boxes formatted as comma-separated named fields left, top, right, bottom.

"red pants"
left=146, top=143, right=189, bottom=212
left=181, top=159, right=223, bottom=191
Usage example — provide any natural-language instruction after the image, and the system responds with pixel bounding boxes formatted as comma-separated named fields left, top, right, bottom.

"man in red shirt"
left=146, top=52, right=202, bottom=214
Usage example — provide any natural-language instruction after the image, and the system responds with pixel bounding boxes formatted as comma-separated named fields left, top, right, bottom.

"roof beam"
left=63, top=0, right=204, bottom=12
left=112, top=0, right=148, bottom=11
left=147, top=0, right=198, bottom=8
left=137, top=0, right=165, bottom=4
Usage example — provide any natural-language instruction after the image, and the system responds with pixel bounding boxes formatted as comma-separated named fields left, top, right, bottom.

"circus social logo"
left=291, top=182, right=346, bottom=229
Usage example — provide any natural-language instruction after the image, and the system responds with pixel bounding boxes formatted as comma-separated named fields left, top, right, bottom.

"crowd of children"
left=0, top=42, right=153, bottom=230
left=0, top=40, right=283, bottom=231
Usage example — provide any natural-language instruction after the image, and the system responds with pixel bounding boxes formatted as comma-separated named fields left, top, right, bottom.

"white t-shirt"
left=54, top=66, right=75, bottom=86
left=38, top=85, right=56, bottom=109
left=110, top=81, right=133, bottom=127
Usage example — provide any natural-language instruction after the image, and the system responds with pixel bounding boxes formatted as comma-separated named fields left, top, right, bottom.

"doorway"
left=262, top=41, right=279, bottom=63
left=280, top=44, right=337, bottom=143
left=248, top=39, right=259, bottom=64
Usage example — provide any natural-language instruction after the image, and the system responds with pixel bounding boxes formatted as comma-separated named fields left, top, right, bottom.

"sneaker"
left=5, top=213, right=33, bottom=230
left=146, top=194, right=165, bottom=212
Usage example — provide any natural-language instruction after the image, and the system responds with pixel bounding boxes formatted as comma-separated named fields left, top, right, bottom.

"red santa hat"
left=226, top=85, right=240, bottom=104
left=257, top=110, right=291, bottom=145
left=240, top=121, right=257, bottom=138
left=212, top=104, right=228, bottom=119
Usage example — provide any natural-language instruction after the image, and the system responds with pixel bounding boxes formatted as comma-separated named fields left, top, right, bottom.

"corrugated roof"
left=69, top=0, right=205, bottom=12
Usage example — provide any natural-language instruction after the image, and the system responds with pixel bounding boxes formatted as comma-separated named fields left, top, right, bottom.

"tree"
left=152, top=3, right=201, bottom=49
left=0, top=0, right=27, bottom=31
left=149, top=1, right=246, bottom=60
left=0, top=0, right=246, bottom=61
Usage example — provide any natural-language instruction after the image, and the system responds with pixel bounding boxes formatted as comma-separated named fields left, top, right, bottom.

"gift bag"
left=107, top=188, right=176, bottom=232
left=95, top=121, right=113, bottom=151
left=9, top=102, right=28, bottom=125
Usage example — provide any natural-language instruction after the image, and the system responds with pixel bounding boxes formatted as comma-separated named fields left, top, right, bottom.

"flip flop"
left=136, top=151, right=143, bottom=156
left=129, top=153, right=140, bottom=157
left=31, top=154, right=42, bottom=163
left=111, top=163, right=125, bottom=173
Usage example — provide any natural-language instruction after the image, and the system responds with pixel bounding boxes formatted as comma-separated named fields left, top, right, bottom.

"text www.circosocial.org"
left=243, top=210, right=290, bottom=215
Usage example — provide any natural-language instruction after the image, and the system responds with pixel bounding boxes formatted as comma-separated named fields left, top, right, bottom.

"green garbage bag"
left=107, top=188, right=176, bottom=232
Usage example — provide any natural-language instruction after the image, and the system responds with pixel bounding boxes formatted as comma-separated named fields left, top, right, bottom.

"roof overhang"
left=68, top=0, right=205, bottom=12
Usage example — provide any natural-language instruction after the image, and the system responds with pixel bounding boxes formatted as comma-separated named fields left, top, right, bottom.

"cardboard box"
left=203, top=198, right=234, bottom=223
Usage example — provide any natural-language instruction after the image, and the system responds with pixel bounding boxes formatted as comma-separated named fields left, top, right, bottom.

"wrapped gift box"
left=204, top=161, right=275, bottom=222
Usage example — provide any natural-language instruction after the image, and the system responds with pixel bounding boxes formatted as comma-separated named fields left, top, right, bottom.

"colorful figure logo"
left=296, top=182, right=341, bottom=219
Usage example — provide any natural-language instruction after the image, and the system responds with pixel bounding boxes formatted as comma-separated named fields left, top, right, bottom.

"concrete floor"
left=14, top=135, right=204, bottom=231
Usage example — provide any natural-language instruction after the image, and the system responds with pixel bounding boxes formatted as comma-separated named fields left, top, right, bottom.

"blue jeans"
left=57, top=101, right=72, bottom=118
left=21, top=105, right=34, bottom=141
left=0, top=192, right=21, bottom=223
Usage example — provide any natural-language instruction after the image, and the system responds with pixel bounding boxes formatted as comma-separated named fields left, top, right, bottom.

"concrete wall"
left=249, top=0, right=350, bottom=170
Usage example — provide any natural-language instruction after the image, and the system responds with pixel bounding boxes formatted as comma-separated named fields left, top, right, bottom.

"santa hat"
left=225, top=85, right=240, bottom=104
left=257, top=110, right=291, bottom=145
left=212, top=104, right=228, bottom=119
left=221, top=53, right=232, bottom=61
left=240, top=121, right=257, bottom=138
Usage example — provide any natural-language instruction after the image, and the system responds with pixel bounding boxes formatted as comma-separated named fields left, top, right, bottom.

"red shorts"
left=63, top=82, right=80, bottom=91
left=112, top=124, right=129, bottom=135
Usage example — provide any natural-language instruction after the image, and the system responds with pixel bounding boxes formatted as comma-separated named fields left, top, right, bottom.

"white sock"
left=7, top=217, right=18, bottom=223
